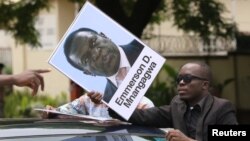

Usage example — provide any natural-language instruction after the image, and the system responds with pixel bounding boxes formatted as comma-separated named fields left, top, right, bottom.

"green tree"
left=71, top=0, right=235, bottom=43
left=0, top=0, right=49, bottom=47
left=172, top=0, right=236, bottom=44
left=0, top=0, right=235, bottom=46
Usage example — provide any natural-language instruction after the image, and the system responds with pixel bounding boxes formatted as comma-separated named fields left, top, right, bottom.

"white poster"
left=48, top=1, right=165, bottom=120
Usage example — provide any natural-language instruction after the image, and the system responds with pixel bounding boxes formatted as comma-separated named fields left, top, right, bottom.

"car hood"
left=0, top=118, right=166, bottom=141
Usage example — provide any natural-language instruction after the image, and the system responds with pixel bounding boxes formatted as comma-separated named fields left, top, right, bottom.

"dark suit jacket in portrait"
left=110, top=94, right=238, bottom=141
left=102, top=40, right=144, bottom=103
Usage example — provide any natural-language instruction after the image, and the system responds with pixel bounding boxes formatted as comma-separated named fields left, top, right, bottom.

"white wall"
left=11, top=0, right=75, bottom=96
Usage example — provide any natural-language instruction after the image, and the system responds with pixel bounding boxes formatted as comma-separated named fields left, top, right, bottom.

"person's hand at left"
left=166, top=129, right=196, bottom=141
left=12, top=69, right=51, bottom=96
left=87, top=91, right=103, bottom=104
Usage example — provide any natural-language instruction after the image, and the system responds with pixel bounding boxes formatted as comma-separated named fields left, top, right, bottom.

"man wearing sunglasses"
left=109, top=61, right=238, bottom=141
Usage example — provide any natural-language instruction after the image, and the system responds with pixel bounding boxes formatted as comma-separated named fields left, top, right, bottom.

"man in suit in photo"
left=64, top=28, right=144, bottom=103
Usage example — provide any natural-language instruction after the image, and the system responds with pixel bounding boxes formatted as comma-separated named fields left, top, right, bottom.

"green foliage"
left=3, top=90, right=67, bottom=118
left=2, top=66, right=12, bottom=74
left=172, top=0, right=236, bottom=44
left=146, top=64, right=178, bottom=106
left=120, top=0, right=167, bottom=25
left=210, top=78, right=235, bottom=97
left=236, top=32, right=250, bottom=52
left=70, top=0, right=167, bottom=26
left=0, top=0, right=50, bottom=47
left=0, top=0, right=237, bottom=48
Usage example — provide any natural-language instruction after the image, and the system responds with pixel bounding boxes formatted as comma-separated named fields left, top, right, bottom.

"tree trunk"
left=96, top=0, right=162, bottom=38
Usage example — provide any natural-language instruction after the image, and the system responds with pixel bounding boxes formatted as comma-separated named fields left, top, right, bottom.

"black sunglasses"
left=176, top=74, right=208, bottom=84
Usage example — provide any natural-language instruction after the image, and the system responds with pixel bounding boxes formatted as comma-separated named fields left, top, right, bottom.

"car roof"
left=0, top=118, right=166, bottom=141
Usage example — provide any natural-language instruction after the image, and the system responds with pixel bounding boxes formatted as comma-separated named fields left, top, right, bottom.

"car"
left=0, top=118, right=167, bottom=141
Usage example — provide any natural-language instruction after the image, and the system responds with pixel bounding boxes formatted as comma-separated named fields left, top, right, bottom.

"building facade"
left=0, top=0, right=249, bottom=113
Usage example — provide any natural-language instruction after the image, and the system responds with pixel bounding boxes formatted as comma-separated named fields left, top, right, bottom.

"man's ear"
left=99, top=32, right=109, bottom=39
left=202, top=81, right=210, bottom=90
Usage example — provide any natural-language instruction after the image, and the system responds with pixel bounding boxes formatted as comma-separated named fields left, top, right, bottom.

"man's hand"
left=41, top=105, right=56, bottom=119
left=166, top=129, right=196, bottom=141
left=136, top=103, right=148, bottom=109
left=12, top=69, right=51, bottom=96
left=87, top=91, right=102, bottom=104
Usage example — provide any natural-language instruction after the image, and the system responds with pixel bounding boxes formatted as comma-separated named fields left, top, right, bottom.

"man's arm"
left=216, top=100, right=238, bottom=124
left=43, top=95, right=88, bottom=118
left=89, top=92, right=172, bottom=127
left=109, top=105, right=173, bottom=128
left=0, top=69, right=50, bottom=95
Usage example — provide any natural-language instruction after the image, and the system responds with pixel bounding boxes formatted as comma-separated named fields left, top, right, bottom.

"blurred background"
left=0, top=0, right=249, bottom=124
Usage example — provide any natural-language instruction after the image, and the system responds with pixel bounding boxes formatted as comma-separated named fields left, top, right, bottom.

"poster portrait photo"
left=49, top=2, right=165, bottom=120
